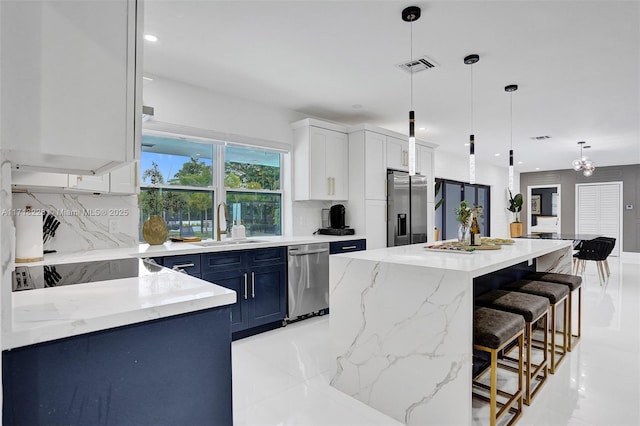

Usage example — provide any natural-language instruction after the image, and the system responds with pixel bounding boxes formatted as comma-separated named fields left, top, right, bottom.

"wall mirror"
left=527, top=184, right=561, bottom=234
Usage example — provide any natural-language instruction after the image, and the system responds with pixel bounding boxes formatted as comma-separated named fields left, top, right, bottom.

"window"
left=139, top=132, right=283, bottom=241
left=225, top=145, right=282, bottom=236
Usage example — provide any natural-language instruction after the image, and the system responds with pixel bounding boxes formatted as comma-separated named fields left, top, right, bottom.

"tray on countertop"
left=481, top=238, right=515, bottom=245
left=423, top=243, right=502, bottom=254
left=169, top=236, right=202, bottom=243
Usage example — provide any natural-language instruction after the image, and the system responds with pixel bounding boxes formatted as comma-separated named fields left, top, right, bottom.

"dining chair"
left=573, top=238, right=615, bottom=284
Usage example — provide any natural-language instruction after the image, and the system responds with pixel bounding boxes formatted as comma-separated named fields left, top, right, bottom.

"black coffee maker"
left=329, top=204, right=346, bottom=229
left=317, top=204, right=354, bottom=235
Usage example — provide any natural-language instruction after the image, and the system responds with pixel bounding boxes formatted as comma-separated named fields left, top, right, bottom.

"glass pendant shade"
left=572, top=159, right=583, bottom=171
left=409, top=111, right=416, bottom=176
left=469, top=134, right=475, bottom=184
left=508, top=149, right=514, bottom=191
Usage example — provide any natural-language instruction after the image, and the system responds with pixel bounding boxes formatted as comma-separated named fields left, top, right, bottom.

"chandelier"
left=572, top=141, right=595, bottom=177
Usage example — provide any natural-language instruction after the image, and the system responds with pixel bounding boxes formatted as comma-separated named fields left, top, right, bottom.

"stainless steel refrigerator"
left=387, top=170, right=428, bottom=246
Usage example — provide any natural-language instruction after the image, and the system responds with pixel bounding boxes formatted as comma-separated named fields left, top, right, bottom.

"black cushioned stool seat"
left=526, top=272, right=583, bottom=351
left=473, top=307, right=524, bottom=426
left=476, top=290, right=549, bottom=405
left=503, top=280, right=569, bottom=373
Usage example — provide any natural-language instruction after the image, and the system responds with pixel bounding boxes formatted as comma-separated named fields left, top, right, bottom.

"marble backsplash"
left=12, top=193, right=139, bottom=252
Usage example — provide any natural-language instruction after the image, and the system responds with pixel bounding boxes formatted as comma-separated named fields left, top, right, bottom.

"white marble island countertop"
left=332, top=238, right=572, bottom=277
left=3, top=260, right=236, bottom=350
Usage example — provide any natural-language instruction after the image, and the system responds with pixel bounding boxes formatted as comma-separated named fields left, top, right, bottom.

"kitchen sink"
left=191, top=239, right=260, bottom=247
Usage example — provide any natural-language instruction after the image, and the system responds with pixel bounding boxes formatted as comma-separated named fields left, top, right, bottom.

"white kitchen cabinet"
left=417, top=144, right=434, bottom=196
left=68, top=174, right=111, bottom=193
left=110, top=161, right=139, bottom=194
left=12, top=162, right=138, bottom=194
left=1, top=0, right=141, bottom=175
left=386, top=136, right=409, bottom=171
left=11, top=171, right=69, bottom=189
left=292, top=120, right=348, bottom=201
left=364, top=199, right=387, bottom=249
left=364, top=132, right=387, bottom=201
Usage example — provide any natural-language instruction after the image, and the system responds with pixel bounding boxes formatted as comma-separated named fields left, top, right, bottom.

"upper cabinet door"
left=1, top=0, right=140, bottom=175
left=364, top=132, right=386, bottom=200
left=323, top=129, right=348, bottom=200
left=293, top=122, right=348, bottom=201
left=386, top=137, right=409, bottom=171
left=110, top=161, right=139, bottom=194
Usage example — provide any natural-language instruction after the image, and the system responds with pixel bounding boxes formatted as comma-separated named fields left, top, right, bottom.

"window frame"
left=139, top=130, right=284, bottom=240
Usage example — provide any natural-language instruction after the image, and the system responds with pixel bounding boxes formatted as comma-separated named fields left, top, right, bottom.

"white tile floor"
left=232, top=256, right=640, bottom=425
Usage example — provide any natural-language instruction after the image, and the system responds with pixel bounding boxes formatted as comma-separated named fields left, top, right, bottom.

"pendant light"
left=464, top=54, right=479, bottom=184
left=402, top=6, right=421, bottom=176
left=572, top=141, right=596, bottom=176
left=505, top=84, right=518, bottom=191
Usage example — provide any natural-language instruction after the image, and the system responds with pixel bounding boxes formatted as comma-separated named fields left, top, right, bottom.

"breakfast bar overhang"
left=329, top=238, right=573, bottom=425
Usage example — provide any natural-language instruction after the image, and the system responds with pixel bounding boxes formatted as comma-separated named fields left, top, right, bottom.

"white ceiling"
left=143, top=0, right=640, bottom=173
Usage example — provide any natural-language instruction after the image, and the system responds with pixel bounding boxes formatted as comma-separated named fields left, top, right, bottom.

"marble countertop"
left=4, top=235, right=365, bottom=350
left=4, top=259, right=237, bottom=350
left=332, top=238, right=572, bottom=278
left=22, top=234, right=367, bottom=267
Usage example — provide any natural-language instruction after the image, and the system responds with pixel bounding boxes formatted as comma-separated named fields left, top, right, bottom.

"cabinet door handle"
left=341, top=245, right=357, bottom=250
left=251, top=272, right=255, bottom=298
left=171, top=263, right=194, bottom=270
left=244, top=273, right=248, bottom=300
left=327, top=177, right=331, bottom=196
left=331, top=177, right=335, bottom=195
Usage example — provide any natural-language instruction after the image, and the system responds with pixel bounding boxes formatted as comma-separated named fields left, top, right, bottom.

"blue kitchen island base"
left=3, top=306, right=233, bottom=426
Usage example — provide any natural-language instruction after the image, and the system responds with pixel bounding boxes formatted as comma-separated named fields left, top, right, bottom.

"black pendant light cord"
left=410, top=18, right=414, bottom=111
left=470, top=64, right=474, bottom=135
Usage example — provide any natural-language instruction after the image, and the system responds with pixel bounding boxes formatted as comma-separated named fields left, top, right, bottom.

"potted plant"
left=507, top=189, right=524, bottom=237
left=139, top=162, right=169, bottom=245
left=455, top=200, right=473, bottom=244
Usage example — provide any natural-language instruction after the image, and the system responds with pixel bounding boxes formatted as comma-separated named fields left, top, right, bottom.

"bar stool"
left=526, top=272, right=583, bottom=351
left=475, top=290, right=549, bottom=405
left=503, top=279, right=569, bottom=373
left=473, top=307, right=525, bottom=426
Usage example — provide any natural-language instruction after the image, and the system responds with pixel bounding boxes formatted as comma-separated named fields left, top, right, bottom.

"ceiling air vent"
left=530, top=135, right=551, bottom=141
left=396, top=55, right=438, bottom=74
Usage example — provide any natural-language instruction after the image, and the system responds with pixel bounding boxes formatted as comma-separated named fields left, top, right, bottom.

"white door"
left=576, top=182, right=622, bottom=256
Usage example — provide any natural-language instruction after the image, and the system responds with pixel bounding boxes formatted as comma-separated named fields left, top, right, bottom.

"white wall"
left=144, top=76, right=305, bottom=148
left=434, top=149, right=519, bottom=237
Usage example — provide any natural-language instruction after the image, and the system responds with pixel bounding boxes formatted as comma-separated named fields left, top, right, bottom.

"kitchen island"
left=329, top=238, right=573, bottom=425
left=3, top=260, right=237, bottom=425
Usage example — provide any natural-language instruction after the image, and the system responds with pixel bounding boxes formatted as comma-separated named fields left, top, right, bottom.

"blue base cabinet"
left=201, top=247, right=286, bottom=335
left=3, top=307, right=233, bottom=426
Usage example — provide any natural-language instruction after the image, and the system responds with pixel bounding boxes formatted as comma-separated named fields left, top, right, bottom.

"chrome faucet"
left=216, top=201, right=229, bottom=241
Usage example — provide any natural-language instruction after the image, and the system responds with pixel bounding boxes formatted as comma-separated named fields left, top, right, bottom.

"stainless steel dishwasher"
left=287, top=243, right=330, bottom=320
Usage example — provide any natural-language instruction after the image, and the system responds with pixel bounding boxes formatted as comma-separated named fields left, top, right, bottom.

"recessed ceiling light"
left=535, top=167, right=540, bottom=170
left=494, top=153, right=501, bottom=157
left=419, top=127, right=425, bottom=131
left=517, top=161, right=523, bottom=165
left=464, top=143, right=470, bottom=147
left=144, top=34, right=159, bottom=42
left=143, top=76, right=153, bottom=81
